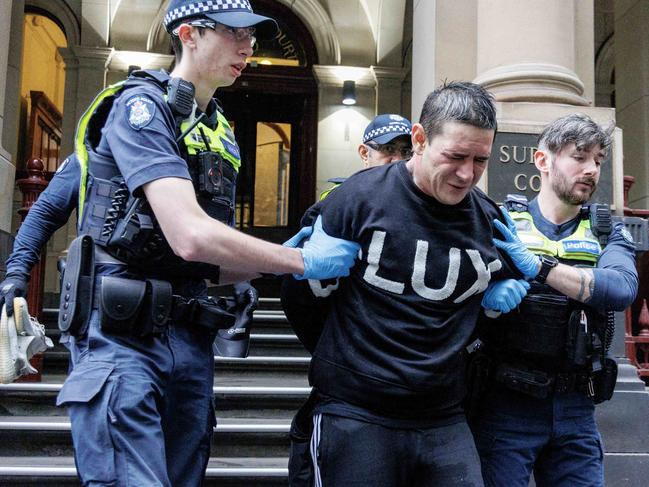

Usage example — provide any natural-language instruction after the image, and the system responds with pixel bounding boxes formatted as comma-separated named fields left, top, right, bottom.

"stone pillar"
left=615, top=1, right=649, bottom=209
left=411, top=0, right=479, bottom=119
left=371, top=66, right=408, bottom=116
left=58, top=46, right=113, bottom=157
left=0, top=0, right=20, bottom=233
left=411, top=0, right=437, bottom=120
left=474, top=0, right=592, bottom=106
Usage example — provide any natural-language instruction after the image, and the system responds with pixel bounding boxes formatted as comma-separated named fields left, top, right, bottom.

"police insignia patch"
left=126, top=95, right=155, bottom=130
left=620, top=227, right=635, bottom=244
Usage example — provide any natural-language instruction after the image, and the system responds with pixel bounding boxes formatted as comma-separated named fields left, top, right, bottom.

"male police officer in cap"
left=473, top=113, right=638, bottom=486
left=0, top=1, right=358, bottom=485
left=320, top=114, right=412, bottom=199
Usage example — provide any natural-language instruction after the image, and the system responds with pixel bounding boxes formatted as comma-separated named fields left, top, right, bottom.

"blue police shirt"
left=95, top=82, right=192, bottom=195
left=6, top=155, right=80, bottom=278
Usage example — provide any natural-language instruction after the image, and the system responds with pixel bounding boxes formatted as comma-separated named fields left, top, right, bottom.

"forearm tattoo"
left=576, top=268, right=595, bottom=303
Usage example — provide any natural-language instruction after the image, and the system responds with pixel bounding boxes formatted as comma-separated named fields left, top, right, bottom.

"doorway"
left=219, top=72, right=318, bottom=244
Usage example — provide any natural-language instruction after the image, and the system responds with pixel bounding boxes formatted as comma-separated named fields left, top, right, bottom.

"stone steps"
left=0, top=298, right=306, bottom=485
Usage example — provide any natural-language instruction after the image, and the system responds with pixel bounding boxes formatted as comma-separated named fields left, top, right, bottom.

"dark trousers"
left=295, top=412, right=484, bottom=487
left=471, top=388, right=604, bottom=487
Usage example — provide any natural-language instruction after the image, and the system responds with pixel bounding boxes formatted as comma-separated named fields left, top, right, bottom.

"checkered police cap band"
left=363, top=123, right=411, bottom=144
left=164, top=0, right=253, bottom=30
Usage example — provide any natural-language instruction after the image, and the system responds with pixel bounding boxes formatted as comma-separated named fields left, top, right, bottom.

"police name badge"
left=126, top=95, right=156, bottom=130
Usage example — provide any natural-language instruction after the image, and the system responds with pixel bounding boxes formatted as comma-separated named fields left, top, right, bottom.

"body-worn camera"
left=197, top=151, right=236, bottom=199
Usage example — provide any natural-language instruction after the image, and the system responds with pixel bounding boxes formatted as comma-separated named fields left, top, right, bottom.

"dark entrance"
left=218, top=75, right=317, bottom=244
left=217, top=0, right=319, bottom=244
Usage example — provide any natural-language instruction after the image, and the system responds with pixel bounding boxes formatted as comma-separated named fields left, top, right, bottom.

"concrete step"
left=0, top=416, right=292, bottom=458
left=40, top=353, right=311, bottom=378
left=0, top=456, right=288, bottom=486
left=0, top=380, right=311, bottom=417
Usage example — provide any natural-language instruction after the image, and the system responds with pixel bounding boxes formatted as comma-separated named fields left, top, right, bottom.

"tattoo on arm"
left=576, top=268, right=595, bottom=303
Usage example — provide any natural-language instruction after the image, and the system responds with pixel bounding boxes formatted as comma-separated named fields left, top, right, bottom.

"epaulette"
left=503, top=194, right=529, bottom=212
left=327, top=177, right=347, bottom=184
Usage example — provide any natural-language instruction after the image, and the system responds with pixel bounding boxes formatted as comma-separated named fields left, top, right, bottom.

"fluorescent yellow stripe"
left=75, top=81, right=125, bottom=221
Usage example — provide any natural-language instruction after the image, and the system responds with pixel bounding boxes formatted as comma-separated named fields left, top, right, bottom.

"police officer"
left=319, top=114, right=412, bottom=199
left=472, top=113, right=638, bottom=487
left=0, top=1, right=359, bottom=485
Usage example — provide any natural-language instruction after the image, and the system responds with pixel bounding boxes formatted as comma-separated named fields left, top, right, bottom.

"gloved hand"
left=0, top=273, right=28, bottom=317
left=292, top=216, right=360, bottom=281
left=283, top=225, right=313, bottom=248
left=492, top=208, right=540, bottom=280
left=481, top=279, right=530, bottom=314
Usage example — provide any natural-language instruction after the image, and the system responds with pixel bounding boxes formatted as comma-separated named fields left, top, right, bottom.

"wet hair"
left=419, top=81, right=497, bottom=141
left=538, top=113, right=614, bottom=156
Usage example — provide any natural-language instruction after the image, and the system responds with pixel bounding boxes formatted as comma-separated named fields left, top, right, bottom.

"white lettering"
left=411, top=242, right=460, bottom=301
left=363, top=231, right=405, bottom=294
left=454, top=251, right=502, bottom=303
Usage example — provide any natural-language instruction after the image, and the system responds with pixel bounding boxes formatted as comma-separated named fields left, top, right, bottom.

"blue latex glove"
left=492, top=208, right=540, bottom=280
left=286, top=216, right=360, bottom=280
left=283, top=225, right=313, bottom=248
left=481, top=279, right=530, bottom=314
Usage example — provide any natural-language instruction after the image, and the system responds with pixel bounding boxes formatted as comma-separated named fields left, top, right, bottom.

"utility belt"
left=58, top=235, right=234, bottom=338
left=492, top=359, right=617, bottom=404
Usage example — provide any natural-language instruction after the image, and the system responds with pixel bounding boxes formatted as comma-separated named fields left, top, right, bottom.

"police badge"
left=126, top=95, right=156, bottom=130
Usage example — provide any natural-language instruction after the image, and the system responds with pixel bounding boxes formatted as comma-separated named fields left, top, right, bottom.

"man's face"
left=409, top=121, right=493, bottom=205
left=547, top=143, right=603, bottom=205
left=192, top=23, right=254, bottom=87
left=359, top=136, right=412, bottom=168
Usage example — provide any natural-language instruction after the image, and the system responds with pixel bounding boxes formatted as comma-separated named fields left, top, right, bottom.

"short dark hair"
left=419, top=81, right=497, bottom=141
left=169, top=20, right=208, bottom=63
left=538, top=113, right=613, bottom=156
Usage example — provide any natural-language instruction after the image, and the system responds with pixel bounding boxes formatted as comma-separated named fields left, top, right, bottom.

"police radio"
left=167, top=77, right=194, bottom=119
left=589, top=203, right=612, bottom=246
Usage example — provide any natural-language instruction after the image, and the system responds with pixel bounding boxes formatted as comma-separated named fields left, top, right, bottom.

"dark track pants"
left=304, top=413, right=484, bottom=487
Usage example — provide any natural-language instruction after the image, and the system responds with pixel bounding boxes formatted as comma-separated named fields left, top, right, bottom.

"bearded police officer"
left=0, top=1, right=361, bottom=486
left=472, top=114, right=638, bottom=487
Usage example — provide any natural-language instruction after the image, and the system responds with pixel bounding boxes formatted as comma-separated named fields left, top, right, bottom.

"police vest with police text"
left=482, top=196, right=609, bottom=372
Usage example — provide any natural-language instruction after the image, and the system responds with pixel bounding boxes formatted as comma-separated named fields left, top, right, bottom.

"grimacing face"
left=410, top=121, right=494, bottom=205
left=548, top=143, right=603, bottom=205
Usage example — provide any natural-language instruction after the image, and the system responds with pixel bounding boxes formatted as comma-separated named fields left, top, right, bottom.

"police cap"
left=164, top=0, right=278, bottom=39
left=363, top=114, right=412, bottom=145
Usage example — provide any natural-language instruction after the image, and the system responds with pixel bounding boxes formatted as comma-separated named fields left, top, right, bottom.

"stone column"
left=615, top=1, right=649, bottom=209
left=58, top=46, right=113, bottom=157
left=371, top=66, right=408, bottom=116
left=474, top=0, right=593, bottom=106
left=0, top=0, right=20, bottom=233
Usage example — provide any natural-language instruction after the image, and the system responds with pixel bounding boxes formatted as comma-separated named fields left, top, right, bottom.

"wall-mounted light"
left=342, top=80, right=356, bottom=105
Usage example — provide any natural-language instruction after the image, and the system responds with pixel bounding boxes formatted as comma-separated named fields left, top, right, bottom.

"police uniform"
left=283, top=161, right=521, bottom=486
left=5, top=156, right=80, bottom=279
left=471, top=195, right=638, bottom=487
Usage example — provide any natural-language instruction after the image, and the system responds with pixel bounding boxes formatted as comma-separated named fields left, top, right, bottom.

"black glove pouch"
left=135, top=279, right=172, bottom=337
left=592, top=356, right=618, bottom=404
left=98, top=276, right=146, bottom=335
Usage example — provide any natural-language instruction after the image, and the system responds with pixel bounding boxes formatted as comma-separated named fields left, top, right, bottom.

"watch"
left=536, top=254, right=559, bottom=284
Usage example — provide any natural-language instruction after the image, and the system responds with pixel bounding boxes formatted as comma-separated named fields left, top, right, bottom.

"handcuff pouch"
left=98, top=276, right=146, bottom=334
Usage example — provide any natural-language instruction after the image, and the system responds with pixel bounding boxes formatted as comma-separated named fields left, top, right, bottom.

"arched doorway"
left=17, top=11, right=67, bottom=176
left=218, top=0, right=319, bottom=243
